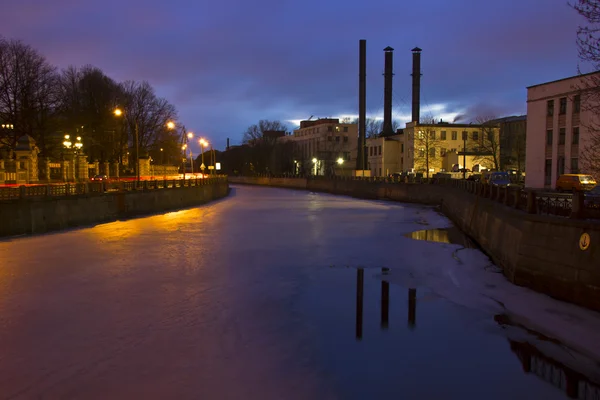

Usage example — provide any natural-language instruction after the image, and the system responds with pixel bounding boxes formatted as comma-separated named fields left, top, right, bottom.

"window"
left=574, top=95, right=581, bottom=113
left=547, top=100, right=554, bottom=116
left=343, top=126, right=348, bottom=132
left=419, top=148, right=425, bottom=157
left=429, top=148, right=436, bottom=157
left=401, top=144, right=404, bottom=152
left=558, top=128, right=565, bottom=145
left=429, top=130, right=436, bottom=140
left=571, top=158, right=579, bottom=173
left=335, top=136, right=340, bottom=142
left=378, top=145, right=382, bottom=155
left=573, top=127, right=579, bottom=144
left=328, top=136, right=332, bottom=142
left=441, top=148, right=447, bottom=156
left=462, top=131, right=468, bottom=141
left=544, top=159, right=552, bottom=185
left=546, top=129, right=553, bottom=146
left=557, top=156, right=565, bottom=176
left=452, top=131, right=458, bottom=140
left=379, top=168, right=382, bottom=176
left=559, top=97, right=567, bottom=115
left=418, top=131, right=424, bottom=139
left=441, top=131, right=447, bottom=140
left=472, top=131, right=479, bottom=141
left=487, top=131, right=494, bottom=142
left=343, top=136, right=348, bottom=142
left=328, top=126, right=333, bottom=132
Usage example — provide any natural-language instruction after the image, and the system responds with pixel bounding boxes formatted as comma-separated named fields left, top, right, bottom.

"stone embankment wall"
left=229, top=176, right=600, bottom=311
left=0, top=180, right=229, bottom=237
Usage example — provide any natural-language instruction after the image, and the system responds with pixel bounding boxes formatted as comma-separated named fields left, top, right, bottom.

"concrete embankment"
left=229, top=176, right=600, bottom=311
left=0, top=179, right=229, bottom=237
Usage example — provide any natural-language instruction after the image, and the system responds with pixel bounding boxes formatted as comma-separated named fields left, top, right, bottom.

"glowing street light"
left=74, top=136, right=83, bottom=150
left=63, top=134, right=72, bottom=148
left=337, top=157, right=344, bottom=165
left=166, top=121, right=175, bottom=130
left=198, top=138, right=208, bottom=175
left=114, top=107, right=141, bottom=183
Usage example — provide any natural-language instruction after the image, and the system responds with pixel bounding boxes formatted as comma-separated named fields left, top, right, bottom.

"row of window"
left=369, top=146, right=382, bottom=156
left=547, top=95, right=580, bottom=117
left=327, top=136, right=349, bottom=143
left=296, top=125, right=350, bottom=137
left=417, top=130, right=493, bottom=141
left=544, top=158, right=578, bottom=185
left=546, top=127, right=579, bottom=145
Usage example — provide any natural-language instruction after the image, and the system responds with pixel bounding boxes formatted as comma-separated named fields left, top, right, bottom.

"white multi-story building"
left=525, top=72, right=599, bottom=189
left=287, top=118, right=357, bottom=175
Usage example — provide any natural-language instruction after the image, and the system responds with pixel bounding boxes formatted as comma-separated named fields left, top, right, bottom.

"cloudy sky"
left=1, top=0, right=584, bottom=151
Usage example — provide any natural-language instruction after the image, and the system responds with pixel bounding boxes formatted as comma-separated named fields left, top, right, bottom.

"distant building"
left=402, top=121, right=500, bottom=176
left=366, top=130, right=404, bottom=177
left=287, top=118, right=357, bottom=175
left=525, top=72, right=599, bottom=189
left=491, top=115, right=527, bottom=172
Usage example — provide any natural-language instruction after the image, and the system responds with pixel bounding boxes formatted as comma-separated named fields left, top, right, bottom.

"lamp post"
left=312, top=157, right=318, bottom=176
left=199, top=138, right=208, bottom=176
left=160, top=148, right=165, bottom=179
left=337, top=157, right=344, bottom=176
left=114, top=108, right=140, bottom=183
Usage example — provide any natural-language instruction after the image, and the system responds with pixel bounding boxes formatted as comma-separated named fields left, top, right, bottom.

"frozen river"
left=1, top=185, right=599, bottom=399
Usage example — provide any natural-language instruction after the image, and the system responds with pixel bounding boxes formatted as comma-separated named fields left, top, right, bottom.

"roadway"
left=0, top=185, right=595, bottom=399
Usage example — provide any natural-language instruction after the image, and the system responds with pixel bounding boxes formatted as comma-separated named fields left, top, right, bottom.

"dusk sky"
left=1, top=0, right=584, bottom=151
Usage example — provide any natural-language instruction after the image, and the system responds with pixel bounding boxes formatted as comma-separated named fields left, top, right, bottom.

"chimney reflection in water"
left=355, top=268, right=364, bottom=340
left=381, top=280, right=389, bottom=329
left=408, top=288, right=417, bottom=329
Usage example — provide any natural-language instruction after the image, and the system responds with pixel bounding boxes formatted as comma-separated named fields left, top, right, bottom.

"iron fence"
left=0, top=176, right=227, bottom=201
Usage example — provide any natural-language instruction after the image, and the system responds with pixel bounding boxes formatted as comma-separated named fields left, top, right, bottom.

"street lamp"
left=199, top=138, right=208, bottom=176
left=312, top=157, right=318, bottom=176
left=114, top=107, right=140, bottom=183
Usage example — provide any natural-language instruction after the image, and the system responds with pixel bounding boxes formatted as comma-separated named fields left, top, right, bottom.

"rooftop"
left=526, top=71, right=600, bottom=89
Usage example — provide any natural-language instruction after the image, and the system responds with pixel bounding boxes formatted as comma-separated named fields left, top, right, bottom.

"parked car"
left=90, top=174, right=109, bottom=182
left=488, top=172, right=512, bottom=187
left=556, top=174, right=597, bottom=192
left=584, top=185, right=600, bottom=208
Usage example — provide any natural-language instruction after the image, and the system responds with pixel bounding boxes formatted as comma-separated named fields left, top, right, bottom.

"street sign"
left=200, top=163, right=205, bottom=171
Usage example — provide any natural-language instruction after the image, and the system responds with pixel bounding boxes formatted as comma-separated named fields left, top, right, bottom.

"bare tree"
left=241, top=120, right=288, bottom=173
left=572, top=0, right=600, bottom=177
left=57, top=65, right=123, bottom=161
left=0, top=37, right=58, bottom=152
left=413, top=117, right=443, bottom=178
left=119, top=80, right=177, bottom=165
left=242, top=119, right=287, bottom=145
left=473, top=116, right=501, bottom=171
left=365, top=118, right=400, bottom=138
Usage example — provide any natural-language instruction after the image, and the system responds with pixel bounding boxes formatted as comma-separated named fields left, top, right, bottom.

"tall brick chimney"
left=382, top=46, right=394, bottom=136
left=411, top=47, right=422, bottom=124
left=357, top=39, right=367, bottom=171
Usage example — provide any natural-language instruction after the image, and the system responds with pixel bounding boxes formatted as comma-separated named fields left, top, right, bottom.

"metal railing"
left=0, top=176, right=227, bottom=201
left=231, top=174, right=599, bottom=220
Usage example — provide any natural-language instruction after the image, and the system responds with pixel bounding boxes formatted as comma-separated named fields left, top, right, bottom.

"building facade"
left=492, top=115, right=527, bottom=172
left=366, top=132, right=404, bottom=177
left=288, top=118, right=358, bottom=175
left=525, top=72, right=599, bottom=189
left=403, top=121, right=500, bottom=175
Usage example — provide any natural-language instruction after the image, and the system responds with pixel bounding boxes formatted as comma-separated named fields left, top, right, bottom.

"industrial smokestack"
left=226, top=138, right=230, bottom=150
left=382, top=46, right=394, bottom=136
left=411, top=47, right=422, bottom=124
left=357, top=39, right=367, bottom=172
